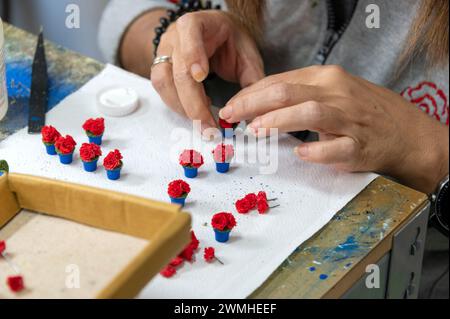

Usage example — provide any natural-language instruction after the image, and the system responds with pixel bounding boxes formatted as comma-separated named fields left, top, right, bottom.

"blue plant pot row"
left=183, top=162, right=231, bottom=178
left=88, top=134, right=103, bottom=146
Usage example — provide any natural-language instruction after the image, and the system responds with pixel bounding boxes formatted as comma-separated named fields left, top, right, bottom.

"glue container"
left=0, top=18, right=8, bottom=121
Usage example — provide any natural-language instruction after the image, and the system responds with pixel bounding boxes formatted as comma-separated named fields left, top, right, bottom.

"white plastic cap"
left=97, top=86, right=139, bottom=117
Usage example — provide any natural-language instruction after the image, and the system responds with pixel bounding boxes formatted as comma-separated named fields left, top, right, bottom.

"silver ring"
left=152, top=55, right=172, bottom=68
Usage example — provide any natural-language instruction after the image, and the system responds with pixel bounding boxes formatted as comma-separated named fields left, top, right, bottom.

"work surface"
left=0, top=24, right=429, bottom=298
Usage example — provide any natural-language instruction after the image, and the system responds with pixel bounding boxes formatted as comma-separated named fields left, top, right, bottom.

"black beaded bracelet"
left=152, top=0, right=221, bottom=57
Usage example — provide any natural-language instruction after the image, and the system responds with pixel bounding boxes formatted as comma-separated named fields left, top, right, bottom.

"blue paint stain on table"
left=1, top=60, right=77, bottom=137
left=319, top=274, right=328, bottom=280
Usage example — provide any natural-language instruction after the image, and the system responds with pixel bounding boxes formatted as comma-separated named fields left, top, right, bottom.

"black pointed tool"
left=28, top=27, right=48, bottom=134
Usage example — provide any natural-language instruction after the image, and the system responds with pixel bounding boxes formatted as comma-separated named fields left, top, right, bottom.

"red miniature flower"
left=167, top=180, right=191, bottom=199
left=82, top=118, right=105, bottom=137
left=160, top=265, right=177, bottom=278
left=212, top=144, right=234, bottom=163
left=257, top=191, right=268, bottom=203
left=0, top=240, right=5, bottom=254
left=169, top=256, right=184, bottom=267
left=179, top=150, right=204, bottom=168
left=179, top=230, right=199, bottom=262
left=41, top=126, right=61, bottom=145
left=204, top=247, right=215, bottom=262
left=218, top=118, right=239, bottom=129
left=235, top=198, right=252, bottom=214
left=245, top=193, right=258, bottom=209
left=79, top=143, right=102, bottom=162
left=103, top=149, right=123, bottom=170
left=211, top=212, right=237, bottom=231
left=7, top=275, right=24, bottom=293
left=257, top=199, right=269, bottom=214
left=55, top=135, right=77, bottom=155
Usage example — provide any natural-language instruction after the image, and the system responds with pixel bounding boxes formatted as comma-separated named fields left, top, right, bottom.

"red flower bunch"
left=204, top=247, right=215, bottom=262
left=79, top=143, right=102, bottom=162
left=168, top=180, right=191, bottom=199
left=218, top=118, right=239, bottom=129
left=212, top=144, right=234, bottom=163
left=7, top=275, right=25, bottom=293
left=103, top=149, right=123, bottom=170
left=41, top=125, right=61, bottom=145
left=160, top=230, right=200, bottom=278
left=0, top=240, right=5, bottom=254
left=82, top=118, right=105, bottom=137
left=179, top=149, right=204, bottom=168
left=55, top=135, right=77, bottom=155
left=235, top=192, right=271, bottom=214
left=211, top=212, right=237, bottom=232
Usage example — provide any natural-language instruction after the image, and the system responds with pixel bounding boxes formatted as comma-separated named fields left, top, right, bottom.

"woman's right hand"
left=151, top=10, right=265, bottom=132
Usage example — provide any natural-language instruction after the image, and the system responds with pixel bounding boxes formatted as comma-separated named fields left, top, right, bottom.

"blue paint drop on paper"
left=309, top=267, right=316, bottom=272
left=319, top=274, right=328, bottom=280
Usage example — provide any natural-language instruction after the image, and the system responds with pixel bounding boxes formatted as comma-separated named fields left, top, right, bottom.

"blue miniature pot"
left=106, top=168, right=121, bottom=180
left=58, top=153, right=74, bottom=165
left=215, top=162, right=230, bottom=173
left=170, top=196, right=187, bottom=207
left=45, top=144, right=57, bottom=155
left=88, top=135, right=103, bottom=146
left=83, top=159, right=98, bottom=172
left=0, top=171, right=4, bottom=177
left=214, top=229, right=231, bottom=243
left=183, top=167, right=198, bottom=178
left=222, top=128, right=235, bottom=139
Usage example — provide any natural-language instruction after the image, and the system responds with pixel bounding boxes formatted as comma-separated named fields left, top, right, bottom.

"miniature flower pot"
left=58, top=153, right=74, bottom=165
left=170, top=196, right=187, bottom=207
left=184, top=167, right=198, bottom=178
left=214, top=229, right=231, bottom=243
left=215, top=162, right=230, bottom=173
left=88, top=135, right=103, bottom=146
left=106, top=168, right=121, bottom=180
left=83, top=160, right=98, bottom=172
left=45, top=144, right=57, bottom=155
left=222, top=128, right=234, bottom=139
left=0, top=172, right=4, bottom=177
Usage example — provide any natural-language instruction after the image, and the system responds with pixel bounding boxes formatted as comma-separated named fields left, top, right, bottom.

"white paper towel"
left=0, top=65, right=378, bottom=298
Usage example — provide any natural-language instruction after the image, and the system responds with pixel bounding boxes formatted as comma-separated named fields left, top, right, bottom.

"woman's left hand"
left=219, top=65, right=449, bottom=193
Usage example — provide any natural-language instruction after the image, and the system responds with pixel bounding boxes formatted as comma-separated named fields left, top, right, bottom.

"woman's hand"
left=220, top=65, right=449, bottom=193
left=151, top=10, right=264, bottom=132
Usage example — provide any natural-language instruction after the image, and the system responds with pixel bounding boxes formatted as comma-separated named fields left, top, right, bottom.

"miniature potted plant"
left=167, top=179, right=191, bottom=207
left=212, top=143, right=234, bottom=173
left=55, top=135, right=77, bottom=165
left=103, top=149, right=123, bottom=180
left=41, top=125, right=61, bottom=155
left=82, top=117, right=105, bottom=145
left=0, top=159, right=8, bottom=177
left=179, top=149, right=204, bottom=178
left=218, top=118, right=240, bottom=138
left=211, top=212, right=237, bottom=243
left=79, top=143, right=102, bottom=172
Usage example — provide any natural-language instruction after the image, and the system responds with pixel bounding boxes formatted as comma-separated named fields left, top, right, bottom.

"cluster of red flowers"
left=167, top=180, right=191, bottom=199
left=211, top=212, right=237, bottom=232
left=160, top=231, right=200, bottom=278
left=235, top=191, right=270, bottom=214
left=82, top=118, right=105, bottom=137
left=212, top=144, right=234, bottom=163
left=179, top=149, right=204, bottom=168
left=103, top=149, right=123, bottom=170
left=79, top=143, right=102, bottom=162
left=55, top=135, right=77, bottom=155
left=41, top=126, right=61, bottom=145
left=0, top=241, right=25, bottom=293
left=218, top=118, right=239, bottom=129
